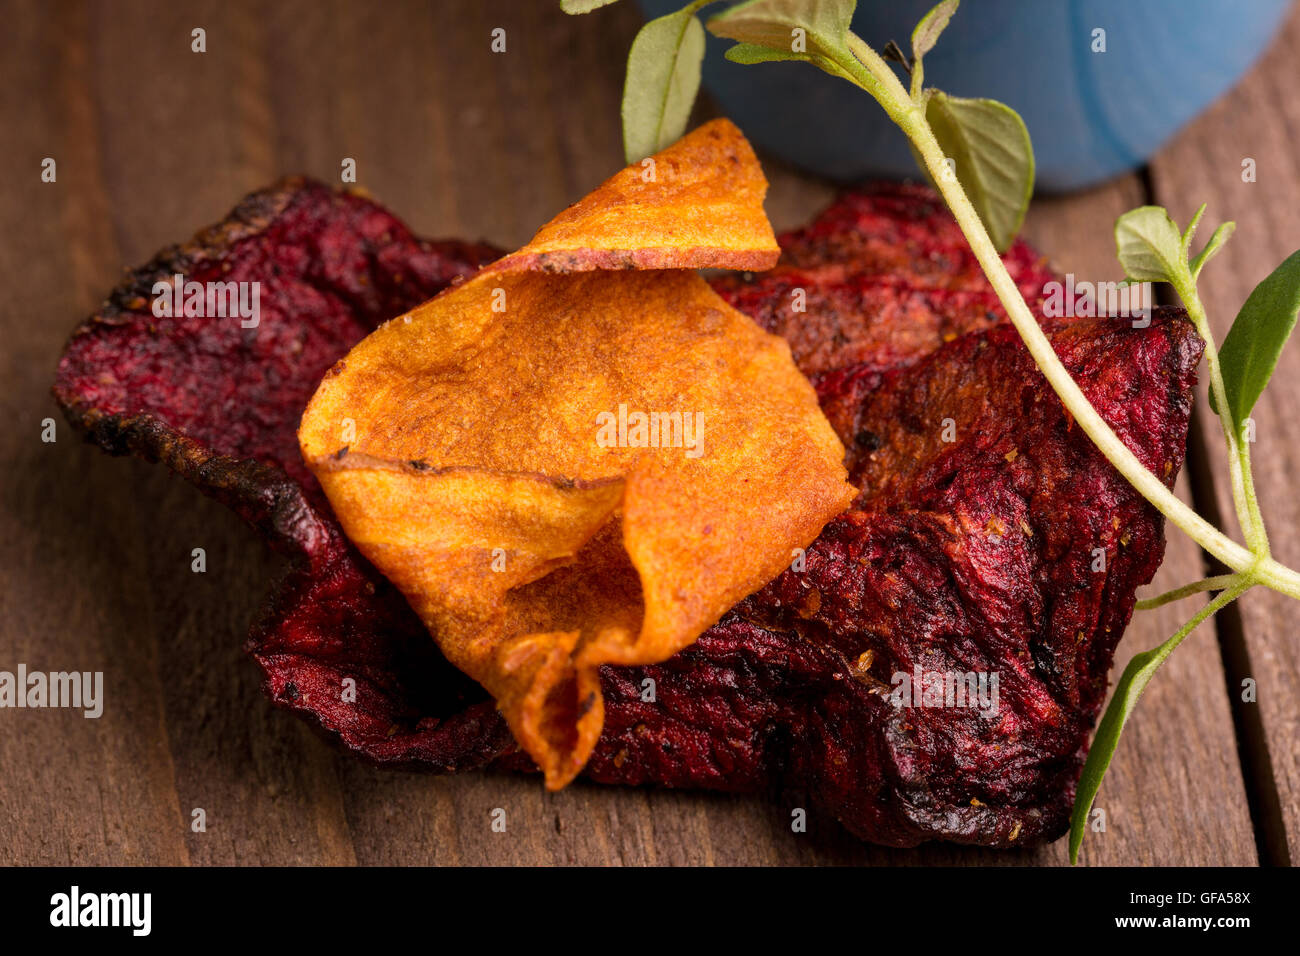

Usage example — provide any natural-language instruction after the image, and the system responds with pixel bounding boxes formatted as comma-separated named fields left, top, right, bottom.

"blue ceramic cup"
left=639, top=0, right=1291, bottom=191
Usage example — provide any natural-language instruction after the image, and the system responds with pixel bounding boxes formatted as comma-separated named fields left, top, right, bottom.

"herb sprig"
left=563, top=0, right=1300, bottom=863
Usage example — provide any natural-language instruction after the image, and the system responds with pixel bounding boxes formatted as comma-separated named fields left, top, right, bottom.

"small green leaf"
left=1189, top=221, right=1235, bottom=281
left=721, top=38, right=860, bottom=84
left=707, top=0, right=862, bottom=84
left=621, top=5, right=708, bottom=163
left=1208, top=249, right=1300, bottom=426
left=1181, top=202, right=1206, bottom=252
left=1069, top=654, right=1154, bottom=864
left=707, top=0, right=856, bottom=51
left=560, top=0, right=622, bottom=13
left=723, top=41, right=804, bottom=64
left=1114, top=205, right=1184, bottom=283
left=1069, top=586, right=1242, bottom=864
left=911, top=0, right=959, bottom=61
left=922, top=92, right=1034, bottom=252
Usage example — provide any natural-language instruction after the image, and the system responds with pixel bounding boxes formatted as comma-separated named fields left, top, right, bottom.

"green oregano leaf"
left=911, top=0, right=958, bottom=61
left=1208, top=249, right=1300, bottom=426
left=707, top=0, right=856, bottom=53
left=1189, top=221, right=1235, bottom=281
left=1180, top=202, right=1206, bottom=254
left=723, top=41, right=807, bottom=64
left=707, top=0, right=863, bottom=85
left=720, top=38, right=861, bottom=85
left=560, top=0, right=622, bottom=14
left=922, top=91, right=1034, bottom=253
left=1069, top=653, right=1158, bottom=865
left=1114, top=206, right=1185, bottom=283
left=621, top=2, right=708, bottom=163
left=1069, top=586, right=1241, bottom=863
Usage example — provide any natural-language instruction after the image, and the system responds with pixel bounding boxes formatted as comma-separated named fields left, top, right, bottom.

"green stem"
left=842, top=34, right=1300, bottom=600
left=1135, top=573, right=1242, bottom=611
left=1170, top=274, right=1270, bottom=557
left=1240, top=439, right=1268, bottom=550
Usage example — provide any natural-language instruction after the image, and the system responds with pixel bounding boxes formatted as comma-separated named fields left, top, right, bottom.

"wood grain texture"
left=1148, top=2, right=1300, bottom=864
left=0, top=0, right=1270, bottom=865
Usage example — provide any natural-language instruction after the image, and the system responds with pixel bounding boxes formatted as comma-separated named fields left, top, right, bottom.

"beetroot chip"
left=54, top=178, right=514, bottom=769
left=53, top=178, right=1201, bottom=847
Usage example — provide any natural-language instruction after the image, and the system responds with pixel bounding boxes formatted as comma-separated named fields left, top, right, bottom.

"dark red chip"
left=53, top=177, right=1201, bottom=847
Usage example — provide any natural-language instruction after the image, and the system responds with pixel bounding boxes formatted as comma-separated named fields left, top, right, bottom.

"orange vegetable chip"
left=299, top=120, right=854, bottom=788
left=487, top=117, right=780, bottom=274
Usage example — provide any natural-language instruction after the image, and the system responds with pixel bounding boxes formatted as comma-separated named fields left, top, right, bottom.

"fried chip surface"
left=488, top=117, right=779, bottom=274
left=298, top=120, right=853, bottom=788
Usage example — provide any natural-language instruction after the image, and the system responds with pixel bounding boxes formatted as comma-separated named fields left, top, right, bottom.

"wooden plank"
left=0, top=0, right=189, bottom=865
left=1147, top=3, right=1300, bottom=864
left=73, top=0, right=356, bottom=864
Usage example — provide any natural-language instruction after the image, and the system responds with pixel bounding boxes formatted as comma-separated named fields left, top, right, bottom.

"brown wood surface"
left=0, top=0, right=1289, bottom=865
left=1148, top=2, right=1300, bottom=866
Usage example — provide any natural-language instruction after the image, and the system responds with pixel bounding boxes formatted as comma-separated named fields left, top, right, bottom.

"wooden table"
left=2, top=0, right=1296, bottom=865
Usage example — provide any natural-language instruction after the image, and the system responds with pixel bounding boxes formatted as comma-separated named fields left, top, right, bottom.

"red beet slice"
left=53, top=177, right=1201, bottom=847
left=55, top=179, right=512, bottom=770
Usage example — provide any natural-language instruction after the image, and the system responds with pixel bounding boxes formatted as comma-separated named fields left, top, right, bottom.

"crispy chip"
left=299, top=120, right=854, bottom=788
left=487, top=118, right=780, bottom=274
